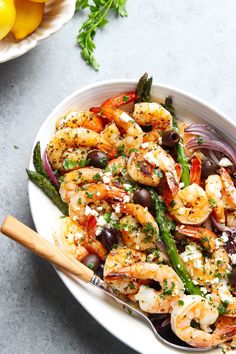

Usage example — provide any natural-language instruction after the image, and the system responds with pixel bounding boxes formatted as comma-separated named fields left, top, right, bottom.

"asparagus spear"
left=26, top=170, right=69, bottom=216
left=33, top=141, right=48, bottom=179
left=135, top=73, right=153, bottom=103
left=150, top=189, right=202, bottom=295
left=163, top=97, right=190, bottom=187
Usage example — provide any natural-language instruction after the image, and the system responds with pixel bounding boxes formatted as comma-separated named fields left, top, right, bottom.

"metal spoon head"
left=90, top=275, right=211, bottom=352
left=150, top=318, right=211, bottom=352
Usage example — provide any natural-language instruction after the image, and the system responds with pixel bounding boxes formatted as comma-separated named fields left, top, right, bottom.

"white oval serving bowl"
left=0, top=0, right=76, bottom=63
left=28, top=80, right=236, bottom=354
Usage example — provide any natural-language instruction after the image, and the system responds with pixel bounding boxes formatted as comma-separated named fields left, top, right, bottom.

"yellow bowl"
left=0, top=0, right=76, bottom=63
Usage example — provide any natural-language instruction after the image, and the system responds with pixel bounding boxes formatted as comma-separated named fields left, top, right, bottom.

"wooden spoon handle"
left=0, top=215, right=94, bottom=283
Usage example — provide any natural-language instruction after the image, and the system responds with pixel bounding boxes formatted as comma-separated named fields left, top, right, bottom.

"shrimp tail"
left=213, top=325, right=236, bottom=346
left=190, top=156, right=202, bottom=185
left=100, top=91, right=137, bottom=108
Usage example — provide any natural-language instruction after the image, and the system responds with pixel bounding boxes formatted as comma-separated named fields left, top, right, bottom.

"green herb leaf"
left=76, top=0, right=128, bottom=70
left=63, top=159, right=79, bottom=170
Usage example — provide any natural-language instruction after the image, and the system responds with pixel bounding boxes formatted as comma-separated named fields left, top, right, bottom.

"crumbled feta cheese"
left=96, top=215, right=108, bottom=227
left=123, top=183, right=132, bottom=190
left=84, top=205, right=98, bottom=216
left=221, top=232, right=229, bottom=243
left=123, top=195, right=130, bottom=203
left=115, top=204, right=121, bottom=213
left=218, top=283, right=234, bottom=303
left=193, top=259, right=202, bottom=269
left=96, top=192, right=101, bottom=196
left=72, top=215, right=78, bottom=221
left=180, top=244, right=202, bottom=263
left=141, top=143, right=149, bottom=149
left=179, top=182, right=185, bottom=189
left=193, top=280, right=199, bottom=285
left=219, top=157, right=233, bottom=167
left=200, top=287, right=208, bottom=295
left=110, top=212, right=119, bottom=221
left=120, top=112, right=132, bottom=123
left=96, top=206, right=103, bottom=211
left=144, top=151, right=159, bottom=166
left=212, top=278, right=220, bottom=284
left=230, top=253, right=236, bottom=264
left=103, top=175, right=111, bottom=184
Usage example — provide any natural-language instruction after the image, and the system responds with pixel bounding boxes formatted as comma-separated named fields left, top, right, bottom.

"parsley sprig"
left=76, top=0, right=128, bottom=70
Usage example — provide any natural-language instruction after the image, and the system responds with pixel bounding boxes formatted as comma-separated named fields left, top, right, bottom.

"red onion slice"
left=187, top=137, right=236, bottom=166
left=43, top=150, right=58, bottom=186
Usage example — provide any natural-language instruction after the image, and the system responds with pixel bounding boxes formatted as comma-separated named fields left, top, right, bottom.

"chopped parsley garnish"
left=191, top=319, right=200, bottom=329
left=88, top=261, right=95, bottom=270
left=209, top=198, right=216, bottom=208
left=103, top=212, right=112, bottom=223
left=93, top=173, right=102, bottom=181
left=178, top=300, right=184, bottom=306
left=162, top=280, right=175, bottom=296
left=79, top=158, right=89, bottom=167
left=154, top=168, right=163, bottom=178
left=77, top=197, right=82, bottom=205
left=170, top=200, right=176, bottom=208
left=218, top=301, right=229, bottom=316
left=117, top=144, right=126, bottom=157
left=197, top=136, right=203, bottom=145
left=63, top=159, right=79, bottom=170
left=85, top=191, right=94, bottom=199
left=123, top=95, right=129, bottom=102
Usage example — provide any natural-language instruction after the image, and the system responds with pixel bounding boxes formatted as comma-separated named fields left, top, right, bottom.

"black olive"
left=133, top=189, right=152, bottom=209
left=201, top=160, right=218, bottom=179
left=162, top=130, right=180, bottom=147
left=98, top=227, right=120, bottom=251
left=141, top=125, right=152, bottom=132
left=229, top=267, right=236, bottom=288
left=82, top=254, right=101, bottom=271
left=87, top=150, right=108, bottom=169
left=96, top=263, right=105, bottom=279
left=149, top=280, right=161, bottom=291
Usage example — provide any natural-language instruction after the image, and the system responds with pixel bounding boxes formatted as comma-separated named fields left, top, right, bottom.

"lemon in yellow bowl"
left=0, top=0, right=16, bottom=40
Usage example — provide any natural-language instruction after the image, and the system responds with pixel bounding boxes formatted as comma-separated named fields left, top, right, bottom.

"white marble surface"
left=0, top=0, right=236, bottom=353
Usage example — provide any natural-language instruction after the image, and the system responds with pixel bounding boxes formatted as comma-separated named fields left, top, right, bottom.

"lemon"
left=11, top=0, right=45, bottom=40
left=0, top=0, right=16, bottom=40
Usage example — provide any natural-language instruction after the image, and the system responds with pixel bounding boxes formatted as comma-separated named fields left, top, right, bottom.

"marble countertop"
left=1, top=0, right=236, bottom=353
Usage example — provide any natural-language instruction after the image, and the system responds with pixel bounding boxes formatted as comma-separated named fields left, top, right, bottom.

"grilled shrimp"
left=106, top=262, right=185, bottom=313
left=133, top=102, right=172, bottom=130
left=56, top=110, right=104, bottom=133
left=169, top=183, right=211, bottom=224
left=119, top=203, right=159, bottom=251
left=178, top=226, right=229, bottom=286
left=60, top=167, right=103, bottom=203
left=205, top=174, right=226, bottom=223
left=53, top=217, right=88, bottom=261
left=47, top=127, right=116, bottom=171
left=104, top=246, right=146, bottom=295
left=127, top=142, right=179, bottom=194
left=59, top=157, right=126, bottom=203
left=171, top=295, right=236, bottom=348
left=100, top=91, right=137, bottom=108
left=93, top=107, right=143, bottom=153
left=220, top=167, right=236, bottom=208
left=211, top=282, right=236, bottom=317
left=69, top=183, right=127, bottom=225
left=205, top=168, right=236, bottom=223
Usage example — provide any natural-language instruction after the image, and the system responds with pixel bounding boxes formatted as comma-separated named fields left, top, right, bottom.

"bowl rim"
left=28, top=79, right=236, bottom=353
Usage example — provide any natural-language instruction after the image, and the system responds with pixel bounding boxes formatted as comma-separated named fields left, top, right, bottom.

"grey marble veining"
left=0, top=0, right=236, bottom=353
